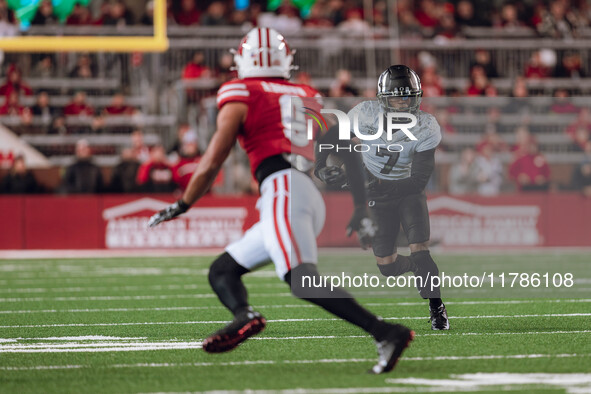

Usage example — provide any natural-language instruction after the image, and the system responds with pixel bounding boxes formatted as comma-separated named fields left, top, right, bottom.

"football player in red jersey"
left=149, top=27, right=414, bottom=374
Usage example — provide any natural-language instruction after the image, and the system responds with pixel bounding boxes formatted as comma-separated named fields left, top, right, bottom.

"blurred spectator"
left=229, top=8, right=250, bottom=27
left=549, top=89, right=578, bottom=114
left=338, top=9, right=370, bottom=34
left=109, top=148, right=140, bottom=193
left=32, top=56, right=55, bottom=78
left=48, top=115, right=67, bottom=135
left=524, top=50, right=553, bottom=79
left=372, top=1, right=387, bottom=28
left=470, top=49, right=499, bottom=79
left=66, top=4, right=93, bottom=25
left=326, top=0, right=345, bottom=25
left=167, top=124, right=191, bottom=157
left=200, top=1, right=227, bottom=26
left=88, top=115, right=106, bottom=134
left=259, top=5, right=302, bottom=34
left=182, top=52, right=211, bottom=80
left=537, top=0, right=580, bottom=38
left=467, top=66, right=495, bottom=96
left=414, top=0, right=441, bottom=30
left=448, top=148, right=479, bottom=195
left=136, top=145, right=175, bottom=193
left=499, top=3, right=524, bottom=28
left=0, top=150, right=13, bottom=169
left=63, top=139, right=104, bottom=194
left=63, top=91, right=94, bottom=116
left=0, top=4, right=16, bottom=37
left=455, top=0, right=482, bottom=27
left=69, top=54, right=97, bottom=78
left=294, top=71, right=313, bottom=87
left=131, top=129, right=150, bottom=163
left=329, top=69, right=358, bottom=97
left=435, top=109, right=456, bottom=135
left=0, top=0, right=15, bottom=25
left=171, top=130, right=201, bottom=190
left=0, top=91, right=31, bottom=120
left=175, top=0, right=201, bottom=26
left=31, top=91, right=55, bottom=120
left=475, top=144, right=503, bottom=196
left=511, top=126, right=536, bottom=157
left=511, top=77, right=528, bottom=98
left=0, top=65, right=33, bottom=97
left=103, top=93, right=136, bottom=115
left=571, top=141, right=591, bottom=197
left=0, top=155, right=40, bottom=194
left=420, top=67, right=444, bottom=97
left=141, top=0, right=155, bottom=25
left=102, top=0, right=132, bottom=27
left=476, top=124, right=508, bottom=153
left=554, top=52, right=585, bottom=78
left=215, top=53, right=236, bottom=84
left=434, top=11, right=460, bottom=40
left=504, top=77, right=530, bottom=114
left=565, top=108, right=591, bottom=150
left=32, top=0, right=57, bottom=25
left=304, top=3, right=333, bottom=27
left=509, top=142, right=550, bottom=192
left=93, top=1, right=110, bottom=25
left=398, top=9, right=423, bottom=38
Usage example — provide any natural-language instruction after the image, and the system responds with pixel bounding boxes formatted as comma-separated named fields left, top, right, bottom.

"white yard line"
left=0, top=249, right=224, bottom=260
left=0, top=292, right=292, bottom=302
left=0, top=353, right=587, bottom=369
left=0, top=283, right=285, bottom=294
left=1, top=330, right=589, bottom=346
left=1, top=299, right=590, bottom=315
left=0, top=313, right=590, bottom=329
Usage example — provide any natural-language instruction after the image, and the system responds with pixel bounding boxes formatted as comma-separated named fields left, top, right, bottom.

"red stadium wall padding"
left=1, top=193, right=591, bottom=250
left=0, top=197, right=25, bottom=249
left=24, top=196, right=103, bottom=249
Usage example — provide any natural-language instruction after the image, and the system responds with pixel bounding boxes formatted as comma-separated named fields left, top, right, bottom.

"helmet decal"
left=233, top=27, right=296, bottom=79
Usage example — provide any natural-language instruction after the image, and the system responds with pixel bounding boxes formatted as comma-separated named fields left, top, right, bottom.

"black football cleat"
left=369, top=323, right=414, bottom=374
left=202, top=308, right=266, bottom=353
left=430, top=303, right=450, bottom=330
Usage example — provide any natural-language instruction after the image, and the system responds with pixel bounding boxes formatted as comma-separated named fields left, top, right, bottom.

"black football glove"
left=346, top=205, right=377, bottom=250
left=148, top=199, right=190, bottom=228
left=315, top=165, right=348, bottom=187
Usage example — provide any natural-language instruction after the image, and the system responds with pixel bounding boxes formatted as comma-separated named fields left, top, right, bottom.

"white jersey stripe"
left=218, top=83, right=247, bottom=94
left=216, top=90, right=250, bottom=104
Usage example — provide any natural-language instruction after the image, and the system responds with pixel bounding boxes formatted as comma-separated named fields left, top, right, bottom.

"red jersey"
left=216, top=77, right=321, bottom=177
left=171, top=156, right=224, bottom=191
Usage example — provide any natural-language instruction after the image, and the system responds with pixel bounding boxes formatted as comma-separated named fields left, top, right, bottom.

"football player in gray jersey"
left=317, top=65, right=449, bottom=330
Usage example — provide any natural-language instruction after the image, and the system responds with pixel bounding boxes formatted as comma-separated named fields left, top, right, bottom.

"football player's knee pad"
left=208, top=252, right=249, bottom=286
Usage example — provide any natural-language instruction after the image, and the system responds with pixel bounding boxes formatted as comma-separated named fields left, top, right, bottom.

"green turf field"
left=0, top=253, right=590, bottom=393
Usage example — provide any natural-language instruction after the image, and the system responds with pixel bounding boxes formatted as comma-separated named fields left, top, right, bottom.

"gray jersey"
left=347, top=100, right=441, bottom=181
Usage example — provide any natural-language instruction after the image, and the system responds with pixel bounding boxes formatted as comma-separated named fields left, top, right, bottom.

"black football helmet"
left=377, top=65, right=423, bottom=114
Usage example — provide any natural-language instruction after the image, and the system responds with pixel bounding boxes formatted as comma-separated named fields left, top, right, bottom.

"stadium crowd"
left=0, top=0, right=587, bottom=38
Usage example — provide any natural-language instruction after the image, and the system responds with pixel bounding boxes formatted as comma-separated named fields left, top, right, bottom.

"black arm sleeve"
left=316, top=125, right=367, bottom=207
left=390, top=148, right=435, bottom=196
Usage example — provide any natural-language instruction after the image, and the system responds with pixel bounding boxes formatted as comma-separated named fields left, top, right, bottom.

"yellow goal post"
left=0, top=0, right=168, bottom=52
